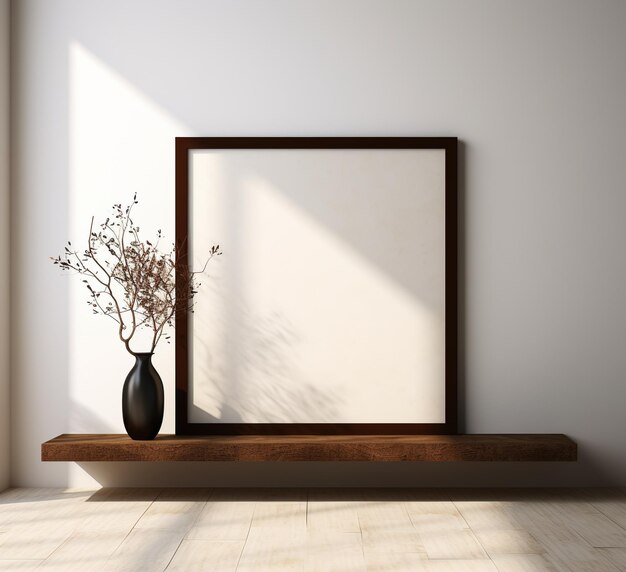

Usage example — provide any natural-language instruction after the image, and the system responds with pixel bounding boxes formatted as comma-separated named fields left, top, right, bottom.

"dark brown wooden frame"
left=175, top=137, right=458, bottom=435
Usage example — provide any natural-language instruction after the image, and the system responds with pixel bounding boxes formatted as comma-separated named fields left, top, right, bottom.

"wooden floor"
left=0, top=488, right=624, bottom=571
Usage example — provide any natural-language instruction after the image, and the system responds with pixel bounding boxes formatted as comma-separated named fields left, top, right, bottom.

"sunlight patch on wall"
left=68, top=42, right=191, bottom=440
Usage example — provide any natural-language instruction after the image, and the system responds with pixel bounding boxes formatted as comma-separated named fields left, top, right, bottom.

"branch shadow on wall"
left=189, top=296, right=342, bottom=424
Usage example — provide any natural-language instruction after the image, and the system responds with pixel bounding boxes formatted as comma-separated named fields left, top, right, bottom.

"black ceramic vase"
left=122, top=353, right=164, bottom=440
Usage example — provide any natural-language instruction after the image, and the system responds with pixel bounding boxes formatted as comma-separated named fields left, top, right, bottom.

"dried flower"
left=51, top=194, right=221, bottom=354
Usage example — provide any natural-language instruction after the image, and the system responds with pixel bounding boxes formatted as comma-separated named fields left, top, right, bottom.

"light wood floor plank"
left=356, top=491, right=414, bottom=533
left=587, top=490, right=626, bottom=530
left=103, top=529, right=185, bottom=572
left=0, top=510, right=79, bottom=561
left=187, top=490, right=255, bottom=541
left=539, top=540, right=619, bottom=572
left=420, top=529, right=488, bottom=560
left=504, top=499, right=620, bottom=571
left=454, top=500, right=523, bottom=532
left=599, top=547, right=626, bottom=569
left=0, top=489, right=94, bottom=559
left=562, top=510, right=626, bottom=548
left=474, top=529, right=544, bottom=556
left=78, top=488, right=158, bottom=533
left=249, top=490, right=307, bottom=531
left=305, top=531, right=365, bottom=572
left=361, top=529, right=426, bottom=557
left=134, top=488, right=209, bottom=532
left=3, top=488, right=626, bottom=571
left=363, top=551, right=428, bottom=572
left=306, top=489, right=361, bottom=533
left=505, top=499, right=576, bottom=541
left=423, top=560, right=498, bottom=571
left=236, top=526, right=308, bottom=572
left=406, top=501, right=469, bottom=533
left=489, top=554, right=558, bottom=572
left=0, top=561, right=44, bottom=570
left=0, top=489, right=92, bottom=532
left=165, top=539, right=244, bottom=571
left=39, top=530, right=127, bottom=571
left=534, top=491, right=626, bottom=547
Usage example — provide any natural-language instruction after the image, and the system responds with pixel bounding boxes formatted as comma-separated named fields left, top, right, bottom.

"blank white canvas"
left=189, top=148, right=446, bottom=424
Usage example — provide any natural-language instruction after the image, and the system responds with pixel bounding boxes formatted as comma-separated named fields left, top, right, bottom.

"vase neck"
left=132, top=352, right=154, bottom=363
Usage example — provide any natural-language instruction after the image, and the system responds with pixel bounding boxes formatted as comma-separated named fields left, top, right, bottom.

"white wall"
left=0, top=0, right=9, bottom=492
left=11, top=0, right=626, bottom=488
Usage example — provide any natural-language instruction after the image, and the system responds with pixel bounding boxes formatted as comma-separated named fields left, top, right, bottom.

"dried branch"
left=51, top=196, right=221, bottom=355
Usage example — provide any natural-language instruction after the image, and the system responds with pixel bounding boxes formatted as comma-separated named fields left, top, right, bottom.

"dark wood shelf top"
left=41, top=434, right=577, bottom=462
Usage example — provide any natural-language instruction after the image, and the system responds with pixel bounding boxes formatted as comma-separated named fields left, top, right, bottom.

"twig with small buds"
left=51, top=195, right=221, bottom=355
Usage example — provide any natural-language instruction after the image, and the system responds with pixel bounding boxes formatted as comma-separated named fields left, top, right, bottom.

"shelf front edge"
left=41, top=434, right=577, bottom=462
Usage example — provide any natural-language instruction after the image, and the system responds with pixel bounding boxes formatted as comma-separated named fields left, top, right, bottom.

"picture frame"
left=175, top=137, right=457, bottom=435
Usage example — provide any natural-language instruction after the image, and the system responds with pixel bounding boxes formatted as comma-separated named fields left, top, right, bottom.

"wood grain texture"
left=103, top=529, right=185, bottom=572
left=41, top=434, right=577, bottom=462
left=489, top=554, right=559, bottom=572
left=0, top=488, right=624, bottom=570
left=419, top=529, right=488, bottom=560
left=39, top=531, right=128, bottom=571
left=0, top=562, right=45, bottom=571
left=187, top=490, right=255, bottom=541
left=166, top=540, right=244, bottom=572
left=133, top=488, right=209, bottom=532
left=306, top=490, right=361, bottom=533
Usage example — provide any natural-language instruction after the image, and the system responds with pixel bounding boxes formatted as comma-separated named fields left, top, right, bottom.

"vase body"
left=122, top=353, right=164, bottom=440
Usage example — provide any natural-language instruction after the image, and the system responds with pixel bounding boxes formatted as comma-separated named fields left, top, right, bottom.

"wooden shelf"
left=42, top=434, right=576, bottom=462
